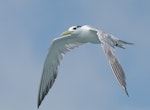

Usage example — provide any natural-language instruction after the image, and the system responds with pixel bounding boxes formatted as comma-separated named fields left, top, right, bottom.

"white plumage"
left=37, top=25, right=133, bottom=108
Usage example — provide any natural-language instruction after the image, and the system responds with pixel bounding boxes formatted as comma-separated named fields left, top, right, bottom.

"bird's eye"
left=72, top=26, right=81, bottom=30
left=73, top=27, right=77, bottom=30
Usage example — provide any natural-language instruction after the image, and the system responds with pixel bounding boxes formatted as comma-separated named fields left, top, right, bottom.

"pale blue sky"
left=0, top=0, right=150, bottom=110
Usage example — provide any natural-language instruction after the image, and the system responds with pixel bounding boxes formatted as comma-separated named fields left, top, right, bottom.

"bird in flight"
left=37, top=25, right=133, bottom=108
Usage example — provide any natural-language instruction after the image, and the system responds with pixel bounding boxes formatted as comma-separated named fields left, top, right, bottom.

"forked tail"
left=115, top=40, right=134, bottom=49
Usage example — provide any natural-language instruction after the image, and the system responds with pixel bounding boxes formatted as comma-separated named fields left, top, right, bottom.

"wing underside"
left=37, top=34, right=85, bottom=107
left=97, top=31, right=129, bottom=96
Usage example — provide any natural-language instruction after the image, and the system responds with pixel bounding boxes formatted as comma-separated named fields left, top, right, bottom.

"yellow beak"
left=61, top=31, right=73, bottom=35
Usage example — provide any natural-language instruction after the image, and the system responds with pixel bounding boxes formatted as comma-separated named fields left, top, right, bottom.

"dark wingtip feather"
left=37, top=97, right=42, bottom=108
left=37, top=73, right=57, bottom=108
left=124, top=87, right=129, bottom=97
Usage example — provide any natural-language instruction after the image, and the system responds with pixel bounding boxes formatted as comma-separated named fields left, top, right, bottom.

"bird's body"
left=37, top=25, right=133, bottom=108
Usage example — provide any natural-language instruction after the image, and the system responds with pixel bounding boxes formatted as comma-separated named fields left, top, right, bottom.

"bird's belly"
left=79, top=30, right=100, bottom=44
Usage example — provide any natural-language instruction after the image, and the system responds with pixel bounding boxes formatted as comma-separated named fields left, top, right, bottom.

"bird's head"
left=62, top=26, right=82, bottom=35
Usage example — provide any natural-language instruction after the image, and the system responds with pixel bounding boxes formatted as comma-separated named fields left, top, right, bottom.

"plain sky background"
left=1, top=0, right=150, bottom=110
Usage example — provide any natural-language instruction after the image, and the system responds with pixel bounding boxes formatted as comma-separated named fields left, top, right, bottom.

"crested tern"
left=37, top=25, right=133, bottom=108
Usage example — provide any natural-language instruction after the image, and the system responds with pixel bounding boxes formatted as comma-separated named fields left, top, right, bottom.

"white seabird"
left=37, top=25, right=133, bottom=108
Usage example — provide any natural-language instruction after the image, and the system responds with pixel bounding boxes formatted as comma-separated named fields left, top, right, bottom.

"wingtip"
left=37, top=95, right=42, bottom=109
left=37, top=101, right=40, bottom=109
left=125, top=91, right=129, bottom=97
left=124, top=87, right=129, bottom=97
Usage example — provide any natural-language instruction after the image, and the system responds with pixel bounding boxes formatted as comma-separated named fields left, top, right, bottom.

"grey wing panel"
left=97, top=31, right=129, bottom=96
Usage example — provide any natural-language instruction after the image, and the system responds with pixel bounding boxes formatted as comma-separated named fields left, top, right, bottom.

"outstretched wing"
left=97, top=31, right=129, bottom=96
left=38, top=34, right=85, bottom=107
